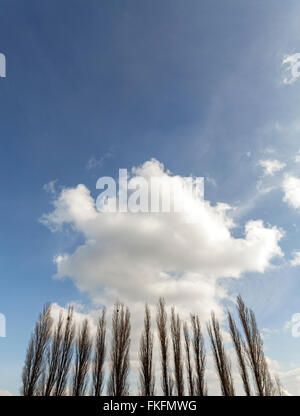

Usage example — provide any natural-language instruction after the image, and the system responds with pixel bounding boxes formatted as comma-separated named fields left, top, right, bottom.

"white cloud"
left=290, top=251, right=300, bottom=267
left=282, top=174, right=300, bottom=209
left=282, top=53, right=300, bottom=85
left=259, top=159, right=286, bottom=176
left=41, top=159, right=283, bottom=327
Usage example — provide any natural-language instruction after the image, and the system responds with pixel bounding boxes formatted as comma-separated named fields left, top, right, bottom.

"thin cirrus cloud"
left=40, top=159, right=284, bottom=325
left=86, top=149, right=114, bottom=170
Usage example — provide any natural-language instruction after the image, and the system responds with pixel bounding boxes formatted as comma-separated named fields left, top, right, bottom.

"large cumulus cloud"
left=41, top=159, right=283, bottom=323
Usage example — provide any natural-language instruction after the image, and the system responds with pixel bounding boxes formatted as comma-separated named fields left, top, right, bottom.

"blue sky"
left=1, top=0, right=300, bottom=395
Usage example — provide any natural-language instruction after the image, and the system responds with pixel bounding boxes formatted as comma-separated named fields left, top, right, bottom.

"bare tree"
left=108, top=303, right=131, bottom=396
left=236, top=295, right=275, bottom=396
left=156, top=298, right=171, bottom=396
left=54, top=307, right=75, bottom=396
left=92, top=309, right=106, bottom=396
left=22, top=304, right=53, bottom=396
left=207, top=312, right=235, bottom=396
left=263, top=362, right=278, bottom=396
left=139, top=304, right=155, bottom=396
left=170, top=307, right=184, bottom=396
left=22, top=297, right=286, bottom=396
left=191, top=314, right=207, bottom=396
left=274, top=375, right=284, bottom=396
left=183, top=322, right=194, bottom=396
left=72, top=318, right=92, bottom=396
left=228, top=310, right=251, bottom=396
left=44, top=311, right=64, bottom=396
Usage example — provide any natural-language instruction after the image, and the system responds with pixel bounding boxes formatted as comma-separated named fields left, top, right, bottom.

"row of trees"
left=21, top=296, right=283, bottom=396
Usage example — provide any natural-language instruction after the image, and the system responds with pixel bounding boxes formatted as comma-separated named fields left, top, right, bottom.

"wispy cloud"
left=259, top=159, right=286, bottom=176
left=86, top=149, right=114, bottom=170
left=43, top=180, right=58, bottom=196
left=282, top=53, right=300, bottom=85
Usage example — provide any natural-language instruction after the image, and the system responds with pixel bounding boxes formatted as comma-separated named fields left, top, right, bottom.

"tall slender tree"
left=156, top=298, right=171, bottom=396
left=72, top=319, right=92, bottom=396
left=236, top=295, right=277, bottom=396
left=54, top=307, right=75, bottom=396
left=207, top=312, right=235, bottom=396
left=22, top=304, right=53, bottom=396
left=108, top=303, right=131, bottom=396
left=170, top=307, right=184, bottom=396
left=183, top=322, right=194, bottom=396
left=191, top=314, right=207, bottom=396
left=44, top=311, right=64, bottom=396
left=92, top=309, right=106, bottom=396
left=228, top=310, right=251, bottom=396
left=139, top=304, right=155, bottom=396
